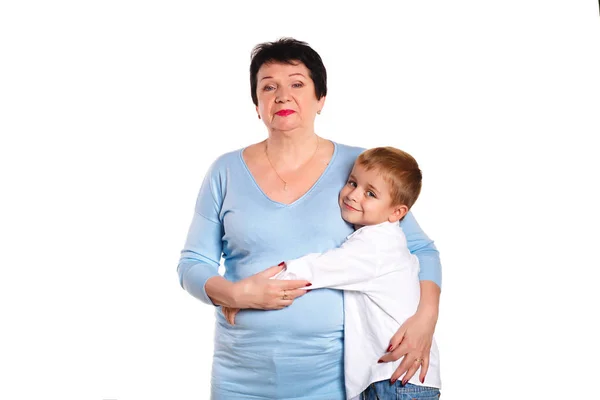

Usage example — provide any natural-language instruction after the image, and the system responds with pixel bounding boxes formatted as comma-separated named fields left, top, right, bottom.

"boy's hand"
left=222, top=306, right=240, bottom=325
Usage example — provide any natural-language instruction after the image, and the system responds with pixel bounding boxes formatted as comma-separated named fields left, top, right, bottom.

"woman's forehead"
left=257, top=61, right=309, bottom=78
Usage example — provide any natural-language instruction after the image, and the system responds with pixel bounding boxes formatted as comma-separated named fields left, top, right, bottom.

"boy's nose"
left=347, top=188, right=360, bottom=202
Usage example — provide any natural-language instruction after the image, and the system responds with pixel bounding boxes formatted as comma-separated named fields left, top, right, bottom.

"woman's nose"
left=275, top=87, right=290, bottom=103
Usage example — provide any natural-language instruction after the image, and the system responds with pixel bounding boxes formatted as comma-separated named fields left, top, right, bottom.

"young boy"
left=224, top=147, right=441, bottom=399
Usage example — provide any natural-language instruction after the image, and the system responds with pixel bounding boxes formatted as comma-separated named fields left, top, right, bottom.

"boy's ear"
left=388, top=205, right=409, bottom=223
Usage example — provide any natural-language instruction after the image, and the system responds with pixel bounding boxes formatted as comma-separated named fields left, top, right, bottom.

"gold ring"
left=414, top=358, right=423, bottom=364
left=282, top=290, right=288, bottom=300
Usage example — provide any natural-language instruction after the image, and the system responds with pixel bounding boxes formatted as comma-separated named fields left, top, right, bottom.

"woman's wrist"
left=230, top=280, right=250, bottom=309
left=205, top=276, right=239, bottom=307
left=415, top=304, right=439, bottom=323
left=417, top=280, right=441, bottom=324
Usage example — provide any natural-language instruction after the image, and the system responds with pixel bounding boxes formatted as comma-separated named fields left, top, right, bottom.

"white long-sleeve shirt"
left=274, top=221, right=441, bottom=399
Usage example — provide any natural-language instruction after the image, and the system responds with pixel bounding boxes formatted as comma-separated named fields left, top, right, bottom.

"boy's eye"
left=366, top=191, right=376, bottom=198
left=347, top=181, right=357, bottom=187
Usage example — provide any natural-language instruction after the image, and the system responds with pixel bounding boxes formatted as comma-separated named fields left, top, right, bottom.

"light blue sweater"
left=177, top=142, right=441, bottom=399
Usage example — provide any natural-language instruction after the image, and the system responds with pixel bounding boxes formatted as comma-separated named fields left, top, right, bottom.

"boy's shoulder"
left=347, top=222, right=407, bottom=247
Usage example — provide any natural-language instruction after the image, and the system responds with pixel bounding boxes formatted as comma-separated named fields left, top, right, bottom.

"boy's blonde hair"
left=355, top=147, right=422, bottom=209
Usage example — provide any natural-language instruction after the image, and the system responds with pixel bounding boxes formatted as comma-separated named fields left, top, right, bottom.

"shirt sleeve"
left=400, top=211, right=442, bottom=288
left=176, top=160, right=224, bottom=306
left=275, top=230, right=401, bottom=292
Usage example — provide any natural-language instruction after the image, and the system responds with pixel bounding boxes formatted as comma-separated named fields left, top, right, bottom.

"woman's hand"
left=222, top=306, right=240, bottom=325
left=232, top=264, right=311, bottom=310
left=378, top=311, right=437, bottom=385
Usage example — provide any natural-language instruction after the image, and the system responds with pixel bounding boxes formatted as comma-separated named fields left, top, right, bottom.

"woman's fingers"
left=259, top=263, right=312, bottom=286
left=382, top=344, right=430, bottom=384
left=389, top=352, right=425, bottom=384
left=234, top=265, right=312, bottom=310
left=222, top=307, right=240, bottom=325
left=226, top=311, right=236, bottom=325
left=387, top=324, right=407, bottom=353
left=379, top=340, right=409, bottom=363
left=380, top=313, right=435, bottom=383
left=270, top=289, right=306, bottom=309
left=259, top=289, right=302, bottom=310
left=379, top=341, right=412, bottom=383
left=389, top=355, right=410, bottom=383
left=275, top=299, right=294, bottom=309
left=259, top=263, right=287, bottom=278
left=400, top=356, right=425, bottom=385
left=279, top=279, right=312, bottom=290
left=282, top=288, right=309, bottom=300
left=419, top=357, right=430, bottom=384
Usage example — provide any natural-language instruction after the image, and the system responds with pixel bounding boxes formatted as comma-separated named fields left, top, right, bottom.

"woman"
left=177, top=38, right=441, bottom=399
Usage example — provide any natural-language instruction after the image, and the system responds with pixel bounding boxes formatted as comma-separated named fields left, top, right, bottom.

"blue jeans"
left=361, top=382, right=440, bottom=400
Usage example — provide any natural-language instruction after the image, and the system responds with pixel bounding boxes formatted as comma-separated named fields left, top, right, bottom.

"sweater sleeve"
left=176, top=160, right=224, bottom=305
left=400, top=211, right=442, bottom=288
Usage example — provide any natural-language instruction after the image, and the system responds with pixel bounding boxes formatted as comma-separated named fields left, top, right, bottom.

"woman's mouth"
left=275, top=110, right=295, bottom=116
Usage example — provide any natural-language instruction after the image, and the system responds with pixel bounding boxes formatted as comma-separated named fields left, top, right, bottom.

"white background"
left=1, top=1, right=599, bottom=399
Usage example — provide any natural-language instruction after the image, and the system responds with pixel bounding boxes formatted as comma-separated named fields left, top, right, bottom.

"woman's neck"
left=264, top=130, right=320, bottom=170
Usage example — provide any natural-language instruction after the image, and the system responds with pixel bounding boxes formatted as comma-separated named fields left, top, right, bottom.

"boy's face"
left=338, top=163, right=408, bottom=229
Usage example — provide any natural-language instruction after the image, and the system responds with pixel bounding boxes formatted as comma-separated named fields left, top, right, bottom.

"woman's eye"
left=292, top=82, right=304, bottom=88
left=263, top=85, right=275, bottom=91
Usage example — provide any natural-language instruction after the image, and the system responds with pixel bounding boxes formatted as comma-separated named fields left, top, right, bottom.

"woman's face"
left=255, top=61, right=325, bottom=133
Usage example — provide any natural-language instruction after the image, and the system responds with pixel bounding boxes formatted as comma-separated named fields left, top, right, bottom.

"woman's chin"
left=269, top=120, right=301, bottom=132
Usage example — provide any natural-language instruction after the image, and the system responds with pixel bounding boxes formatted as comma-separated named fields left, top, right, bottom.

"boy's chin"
left=341, top=216, right=362, bottom=227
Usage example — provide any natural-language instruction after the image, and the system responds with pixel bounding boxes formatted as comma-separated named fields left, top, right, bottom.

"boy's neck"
left=352, top=220, right=392, bottom=231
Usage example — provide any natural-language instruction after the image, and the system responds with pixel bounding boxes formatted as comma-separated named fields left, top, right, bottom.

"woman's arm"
left=177, top=161, right=225, bottom=306
left=178, top=158, right=309, bottom=309
left=400, top=211, right=441, bottom=323
left=401, top=211, right=441, bottom=287
left=378, top=212, right=441, bottom=384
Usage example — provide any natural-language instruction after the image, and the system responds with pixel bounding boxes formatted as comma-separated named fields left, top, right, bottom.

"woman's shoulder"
left=192, top=148, right=243, bottom=190
left=332, top=141, right=366, bottom=162
left=206, top=147, right=244, bottom=172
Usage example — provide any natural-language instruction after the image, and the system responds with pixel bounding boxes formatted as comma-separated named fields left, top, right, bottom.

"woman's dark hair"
left=250, top=37, right=327, bottom=106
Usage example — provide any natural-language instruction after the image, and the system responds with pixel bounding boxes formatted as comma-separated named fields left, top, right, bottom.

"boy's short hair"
left=356, top=147, right=422, bottom=209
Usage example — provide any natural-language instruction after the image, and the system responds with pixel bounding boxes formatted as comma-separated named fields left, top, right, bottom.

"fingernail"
left=390, top=378, right=397, bottom=385
left=420, top=377, right=424, bottom=384
left=306, top=289, right=312, bottom=292
left=401, top=380, right=407, bottom=386
left=278, top=261, right=285, bottom=267
left=386, top=344, right=393, bottom=352
left=377, top=359, right=383, bottom=364
left=305, top=283, right=312, bottom=286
